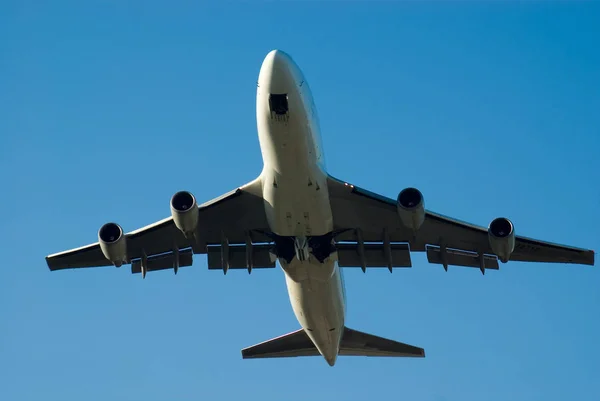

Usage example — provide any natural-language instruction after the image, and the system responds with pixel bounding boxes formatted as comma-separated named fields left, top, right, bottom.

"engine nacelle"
left=396, top=187, right=425, bottom=232
left=488, top=217, right=515, bottom=263
left=170, top=190, right=199, bottom=236
left=98, top=222, right=127, bottom=267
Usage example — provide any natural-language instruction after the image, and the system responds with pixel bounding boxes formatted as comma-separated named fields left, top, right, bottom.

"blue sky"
left=1, top=2, right=599, bottom=400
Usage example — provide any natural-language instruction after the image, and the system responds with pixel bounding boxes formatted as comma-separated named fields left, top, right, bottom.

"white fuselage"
left=256, top=50, right=346, bottom=366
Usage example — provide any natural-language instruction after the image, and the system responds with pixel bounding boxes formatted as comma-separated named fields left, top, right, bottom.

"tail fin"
left=241, top=327, right=425, bottom=361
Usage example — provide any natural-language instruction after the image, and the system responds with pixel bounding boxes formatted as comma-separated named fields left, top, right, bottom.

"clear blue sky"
left=1, top=2, right=599, bottom=400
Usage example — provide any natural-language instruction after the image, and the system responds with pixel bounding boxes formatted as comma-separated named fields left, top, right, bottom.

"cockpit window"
left=269, top=94, right=289, bottom=115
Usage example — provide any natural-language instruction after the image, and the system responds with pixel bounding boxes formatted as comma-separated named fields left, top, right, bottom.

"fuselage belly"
left=256, top=50, right=345, bottom=366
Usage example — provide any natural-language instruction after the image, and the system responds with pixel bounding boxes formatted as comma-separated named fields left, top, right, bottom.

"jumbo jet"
left=46, top=50, right=596, bottom=366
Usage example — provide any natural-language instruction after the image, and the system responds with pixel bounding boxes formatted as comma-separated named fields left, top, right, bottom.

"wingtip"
left=585, top=249, right=596, bottom=266
left=45, top=256, right=54, bottom=271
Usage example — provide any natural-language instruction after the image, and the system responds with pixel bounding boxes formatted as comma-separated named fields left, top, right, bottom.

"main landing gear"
left=271, top=232, right=337, bottom=263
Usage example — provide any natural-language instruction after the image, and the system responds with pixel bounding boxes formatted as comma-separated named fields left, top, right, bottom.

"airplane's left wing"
left=46, top=177, right=274, bottom=274
left=327, top=175, right=595, bottom=271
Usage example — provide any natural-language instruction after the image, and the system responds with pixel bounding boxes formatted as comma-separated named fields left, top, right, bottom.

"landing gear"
left=294, top=236, right=310, bottom=261
left=271, top=232, right=337, bottom=263
left=307, top=234, right=336, bottom=263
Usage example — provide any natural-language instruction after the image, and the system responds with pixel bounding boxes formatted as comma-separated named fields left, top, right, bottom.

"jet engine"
left=488, top=217, right=515, bottom=263
left=98, top=222, right=127, bottom=266
left=170, top=190, right=199, bottom=236
left=396, top=187, right=425, bottom=232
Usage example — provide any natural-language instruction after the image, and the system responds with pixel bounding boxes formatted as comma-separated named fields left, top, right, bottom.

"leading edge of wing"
left=328, top=174, right=491, bottom=234
left=46, top=241, right=102, bottom=260
left=124, top=187, right=249, bottom=240
left=123, top=187, right=246, bottom=240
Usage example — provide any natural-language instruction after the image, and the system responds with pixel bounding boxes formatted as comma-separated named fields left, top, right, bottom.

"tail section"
left=241, top=327, right=425, bottom=363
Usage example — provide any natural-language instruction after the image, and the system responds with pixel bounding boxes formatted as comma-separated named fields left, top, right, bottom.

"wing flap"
left=131, top=248, right=194, bottom=274
left=426, top=245, right=499, bottom=270
left=336, top=242, right=412, bottom=268
left=206, top=244, right=276, bottom=271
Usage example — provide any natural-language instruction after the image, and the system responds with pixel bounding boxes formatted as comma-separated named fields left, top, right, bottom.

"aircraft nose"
left=266, top=49, right=292, bottom=70
left=259, top=49, right=296, bottom=93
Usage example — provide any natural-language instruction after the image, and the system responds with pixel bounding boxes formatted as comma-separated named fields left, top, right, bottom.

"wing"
left=46, top=177, right=275, bottom=274
left=327, top=175, right=595, bottom=271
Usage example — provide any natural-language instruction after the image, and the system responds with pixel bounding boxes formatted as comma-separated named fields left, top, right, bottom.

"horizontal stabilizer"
left=241, top=327, right=424, bottom=361
left=340, top=327, right=425, bottom=357
left=242, top=329, right=320, bottom=359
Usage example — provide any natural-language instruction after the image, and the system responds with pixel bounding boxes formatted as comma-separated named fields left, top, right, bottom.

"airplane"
left=46, top=49, right=596, bottom=367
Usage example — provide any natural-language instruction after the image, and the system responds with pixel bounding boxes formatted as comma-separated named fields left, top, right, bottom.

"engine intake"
left=396, top=187, right=425, bottom=232
left=170, top=190, right=199, bottom=236
left=98, top=222, right=127, bottom=266
left=488, top=217, right=515, bottom=263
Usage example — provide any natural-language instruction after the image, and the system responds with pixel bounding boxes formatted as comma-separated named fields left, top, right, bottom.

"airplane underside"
left=44, top=48, right=594, bottom=368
